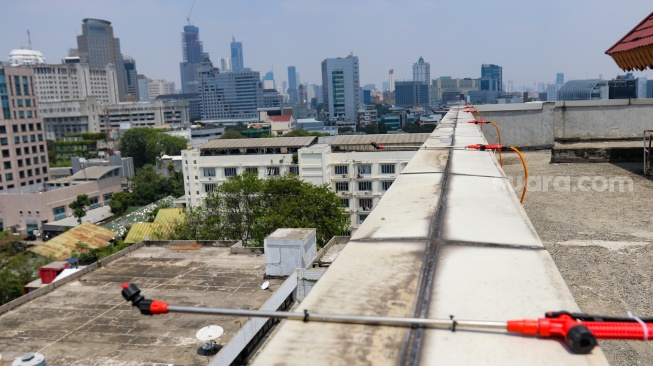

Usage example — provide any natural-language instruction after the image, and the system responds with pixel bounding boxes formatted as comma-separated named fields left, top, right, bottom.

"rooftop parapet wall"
left=477, top=99, right=653, bottom=147
left=252, top=107, right=609, bottom=365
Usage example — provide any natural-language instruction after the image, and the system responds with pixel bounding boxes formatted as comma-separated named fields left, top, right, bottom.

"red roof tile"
left=606, top=12, right=653, bottom=54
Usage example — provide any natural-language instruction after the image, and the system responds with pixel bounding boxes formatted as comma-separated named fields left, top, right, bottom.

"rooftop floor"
left=0, top=245, right=282, bottom=366
left=502, top=150, right=653, bottom=365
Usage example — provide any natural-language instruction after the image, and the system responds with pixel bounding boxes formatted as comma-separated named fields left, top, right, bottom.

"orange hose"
left=510, top=146, right=528, bottom=203
left=490, top=121, right=502, bottom=166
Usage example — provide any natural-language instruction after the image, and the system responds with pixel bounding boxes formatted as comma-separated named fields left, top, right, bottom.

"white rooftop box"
left=264, top=228, right=317, bottom=277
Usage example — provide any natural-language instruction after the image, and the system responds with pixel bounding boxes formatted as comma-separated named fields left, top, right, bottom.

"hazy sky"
left=1, top=0, right=652, bottom=91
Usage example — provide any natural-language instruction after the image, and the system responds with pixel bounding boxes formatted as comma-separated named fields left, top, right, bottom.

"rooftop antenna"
left=27, top=29, right=32, bottom=49
left=186, top=0, right=195, bottom=25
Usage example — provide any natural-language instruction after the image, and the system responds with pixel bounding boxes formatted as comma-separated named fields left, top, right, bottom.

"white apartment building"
left=101, top=99, right=189, bottom=130
left=147, top=79, right=176, bottom=100
left=181, top=134, right=428, bottom=233
left=31, top=63, right=119, bottom=105
left=41, top=97, right=104, bottom=140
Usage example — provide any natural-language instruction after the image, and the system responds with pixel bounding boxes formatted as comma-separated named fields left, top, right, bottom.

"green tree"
left=109, top=192, right=133, bottom=216
left=119, top=128, right=188, bottom=169
left=172, top=173, right=348, bottom=247
left=221, top=129, right=246, bottom=139
left=253, top=175, right=348, bottom=247
left=129, top=165, right=184, bottom=206
left=69, top=194, right=90, bottom=224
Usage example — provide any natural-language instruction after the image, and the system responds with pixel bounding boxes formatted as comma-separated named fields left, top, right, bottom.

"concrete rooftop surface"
left=503, top=151, right=653, bottom=365
left=252, top=107, right=609, bottom=366
left=0, top=244, right=281, bottom=366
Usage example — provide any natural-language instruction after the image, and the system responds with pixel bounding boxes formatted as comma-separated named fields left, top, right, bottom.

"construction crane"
left=186, top=1, right=195, bottom=25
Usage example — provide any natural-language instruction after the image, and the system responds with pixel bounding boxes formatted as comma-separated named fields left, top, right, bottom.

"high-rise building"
left=263, top=70, right=275, bottom=90
left=413, top=57, right=430, bottom=83
left=556, top=73, right=565, bottom=86
left=230, top=37, right=244, bottom=72
left=215, top=57, right=231, bottom=73
left=395, top=81, right=429, bottom=108
left=147, top=80, right=176, bottom=100
left=0, top=64, right=51, bottom=190
left=388, top=69, right=395, bottom=92
left=199, top=61, right=262, bottom=120
left=77, top=18, right=128, bottom=101
left=31, top=63, right=119, bottom=104
left=288, top=66, right=298, bottom=104
left=180, top=24, right=208, bottom=94
left=123, top=55, right=139, bottom=100
left=321, top=55, right=360, bottom=122
left=481, top=64, right=502, bottom=92
left=137, top=75, right=150, bottom=101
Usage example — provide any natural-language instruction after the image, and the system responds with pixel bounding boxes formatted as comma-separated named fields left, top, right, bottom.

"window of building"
left=244, top=167, right=258, bottom=174
left=204, top=183, right=217, bottom=193
left=40, top=155, right=46, bottom=163
left=27, top=169, right=32, bottom=177
left=359, top=198, right=373, bottom=210
left=289, top=166, right=299, bottom=175
left=5, top=173, right=13, bottom=181
left=381, top=181, right=393, bottom=191
left=335, top=182, right=349, bottom=192
left=357, top=165, right=371, bottom=175
left=0, top=126, right=5, bottom=134
left=53, top=206, right=66, bottom=220
left=89, top=196, right=99, bottom=209
left=334, top=165, right=348, bottom=175
left=12, top=125, right=18, bottom=133
left=35, top=167, right=40, bottom=175
left=381, top=164, right=395, bottom=174
left=267, top=167, right=280, bottom=176
left=203, top=167, right=216, bottom=177
left=22, top=135, right=27, bottom=143
left=1, top=150, right=8, bottom=158
left=17, top=159, right=22, bottom=167
left=42, top=167, right=47, bottom=174
left=30, top=135, right=35, bottom=142
left=358, top=181, right=372, bottom=191
left=3, top=162, right=9, bottom=169
left=15, top=148, right=20, bottom=156
left=341, top=198, right=350, bottom=208
left=224, top=167, right=237, bottom=177
left=103, top=193, right=113, bottom=204
left=0, top=138, right=7, bottom=146
left=13, top=136, right=19, bottom=144
left=358, top=214, right=368, bottom=224
left=28, top=123, right=34, bottom=131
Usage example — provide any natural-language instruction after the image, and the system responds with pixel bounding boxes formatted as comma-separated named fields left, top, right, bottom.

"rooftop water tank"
left=11, top=353, right=45, bottom=366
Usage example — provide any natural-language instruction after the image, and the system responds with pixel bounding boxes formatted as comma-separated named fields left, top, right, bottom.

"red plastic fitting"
left=468, top=119, right=490, bottom=124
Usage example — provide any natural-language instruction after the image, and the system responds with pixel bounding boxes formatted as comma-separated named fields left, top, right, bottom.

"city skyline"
left=1, top=0, right=652, bottom=92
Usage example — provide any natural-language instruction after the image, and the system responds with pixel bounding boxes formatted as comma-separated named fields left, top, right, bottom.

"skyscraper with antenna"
left=180, top=2, right=209, bottom=93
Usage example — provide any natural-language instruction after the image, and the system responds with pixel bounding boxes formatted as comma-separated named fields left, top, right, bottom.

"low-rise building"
left=181, top=134, right=429, bottom=233
left=0, top=166, right=122, bottom=234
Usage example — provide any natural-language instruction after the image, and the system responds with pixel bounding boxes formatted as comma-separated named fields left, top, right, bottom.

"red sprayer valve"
left=371, top=141, right=384, bottom=150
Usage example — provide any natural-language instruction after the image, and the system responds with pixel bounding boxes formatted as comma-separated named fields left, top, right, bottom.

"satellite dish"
left=261, top=281, right=270, bottom=290
left=196, top=325, right=224, bottom=342
left=196, top=325, right=224, bottom=357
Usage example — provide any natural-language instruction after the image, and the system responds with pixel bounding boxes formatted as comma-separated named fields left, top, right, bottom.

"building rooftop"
left=70, top=166, right=121, bottom=181
left=268, top=115, right=293, bottom=122
left=199, top=136, right=317, bottom=155
left=606, top=11, right=653, bottom=71
left=0, top=243, right=282, bottom=365
left=29, top=222, right=116, bottom=260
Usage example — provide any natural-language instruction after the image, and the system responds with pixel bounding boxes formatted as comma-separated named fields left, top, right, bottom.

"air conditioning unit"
left=342, top=174, right=347, bottom=178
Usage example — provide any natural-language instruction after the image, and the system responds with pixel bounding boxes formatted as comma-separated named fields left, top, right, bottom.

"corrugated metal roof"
left=124, top=222, right=177, bottom=244
left=269, top=115, right=292, bottom=122
left=29, top=222, right=116, bottom=260
left=70, top=166, right=121, bottom=180
left=153, top=208, right=185, bottom=223
left=200, top=136, right=317, bottom=149
left=329, top=133, right=431, bottom=146
left=606, top=12, right=653, bottom=71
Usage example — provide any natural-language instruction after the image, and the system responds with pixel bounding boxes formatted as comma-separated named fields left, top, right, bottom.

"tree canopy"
left=129, top=165, right=184, bottom=206
left=119, top=128, right=188, bottom=169
left=69, top=194, right=90, bottom=224
left=174, top=173, right=349, bottom=247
